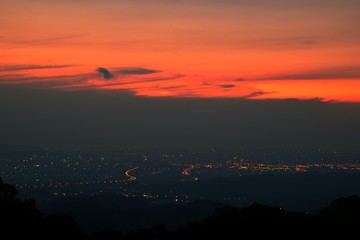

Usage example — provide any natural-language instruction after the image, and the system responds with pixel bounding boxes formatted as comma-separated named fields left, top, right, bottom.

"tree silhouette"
left=0, top=178, right=88, bottom=239
left=0, top=178, right=42, bottom=237
left=93, top=228, right=125, bottom=240
left=41, top=214, right=88, bottom=239
left=318, top=195, right=360, bottom=225
left=1, top=177, right=360, bottom=239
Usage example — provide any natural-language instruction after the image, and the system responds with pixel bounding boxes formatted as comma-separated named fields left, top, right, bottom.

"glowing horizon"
left=1, top=0, right=360, bottom=102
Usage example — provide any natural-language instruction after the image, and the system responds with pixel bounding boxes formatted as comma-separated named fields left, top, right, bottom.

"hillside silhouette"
left=0, top=178, right=87, bottom=239
left=1, top=177, right=360, bottom=239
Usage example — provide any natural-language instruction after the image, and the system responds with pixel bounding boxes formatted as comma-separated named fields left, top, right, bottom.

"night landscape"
left=1, top=1, right=360, bottom=239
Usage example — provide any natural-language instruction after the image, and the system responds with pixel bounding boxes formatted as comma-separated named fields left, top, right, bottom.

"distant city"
left=1, top=147, right=359, bottom=206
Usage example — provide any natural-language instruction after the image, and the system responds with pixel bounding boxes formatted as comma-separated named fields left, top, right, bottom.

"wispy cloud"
left=0, top=73, right=92, bottom=85
left=96, top=67, right=113, bottom=79
left=94, top=67, right=160, bottom=80
left=219, top=84, right=236, bottom=88
left=289, top=37, right=318, bottom=46
left=232, top=36, right=321, bottom=51
left=0, top=65, right=75, bottom=72
left=235, top=78, right=247, bottom=82
left=115, top=67, right=160, bottom=75
left=259, top=65, right=360, bottom=80
left=98, top=74, right=185, bottom=88
left=160, top=85, right=185, bottom=90
left=2, top=33, right=88, bottom=49
left=0, top=65, right=184, bottom=94
left=243, top=91, right=269, bottom=98
left=303, top=39, right=317, bottom=45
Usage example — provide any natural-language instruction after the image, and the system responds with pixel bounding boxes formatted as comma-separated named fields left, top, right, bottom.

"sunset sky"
left=1, top=0, right=360, bottom=102
left=1, top=0, right=359, bottom=149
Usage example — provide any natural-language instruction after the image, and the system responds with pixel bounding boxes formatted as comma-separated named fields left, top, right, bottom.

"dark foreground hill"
left=35, top=172, right=360, bottom=233
left=1, top=178, right=360, bottom=239
left=44, top=195, right=225, bottom=233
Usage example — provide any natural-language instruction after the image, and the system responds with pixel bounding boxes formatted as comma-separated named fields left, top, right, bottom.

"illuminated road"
left=182, top=165, right=195, bottom=176
left=125, top=166, right=139, bottom=181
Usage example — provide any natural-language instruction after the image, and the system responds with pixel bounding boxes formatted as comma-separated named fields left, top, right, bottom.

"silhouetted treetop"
left=318, top=195, right=360, bottom=225
left=1, top=177, right=360, bottom=239
left=0, top=178, right=88, bottom=239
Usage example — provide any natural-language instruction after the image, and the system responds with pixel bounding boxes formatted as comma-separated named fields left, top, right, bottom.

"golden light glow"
left=1, top=1, right=360, bottom=102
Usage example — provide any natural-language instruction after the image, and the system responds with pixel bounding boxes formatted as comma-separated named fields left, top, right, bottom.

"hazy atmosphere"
left=1, top=0, right=360, bottom=149
left=1, top=85, right=359, bottom=149
left=1, top=1, right=360, bottom=238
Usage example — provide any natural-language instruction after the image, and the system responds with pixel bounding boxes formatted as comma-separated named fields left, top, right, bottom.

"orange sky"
left=1, top=0, right=360, bottom=102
